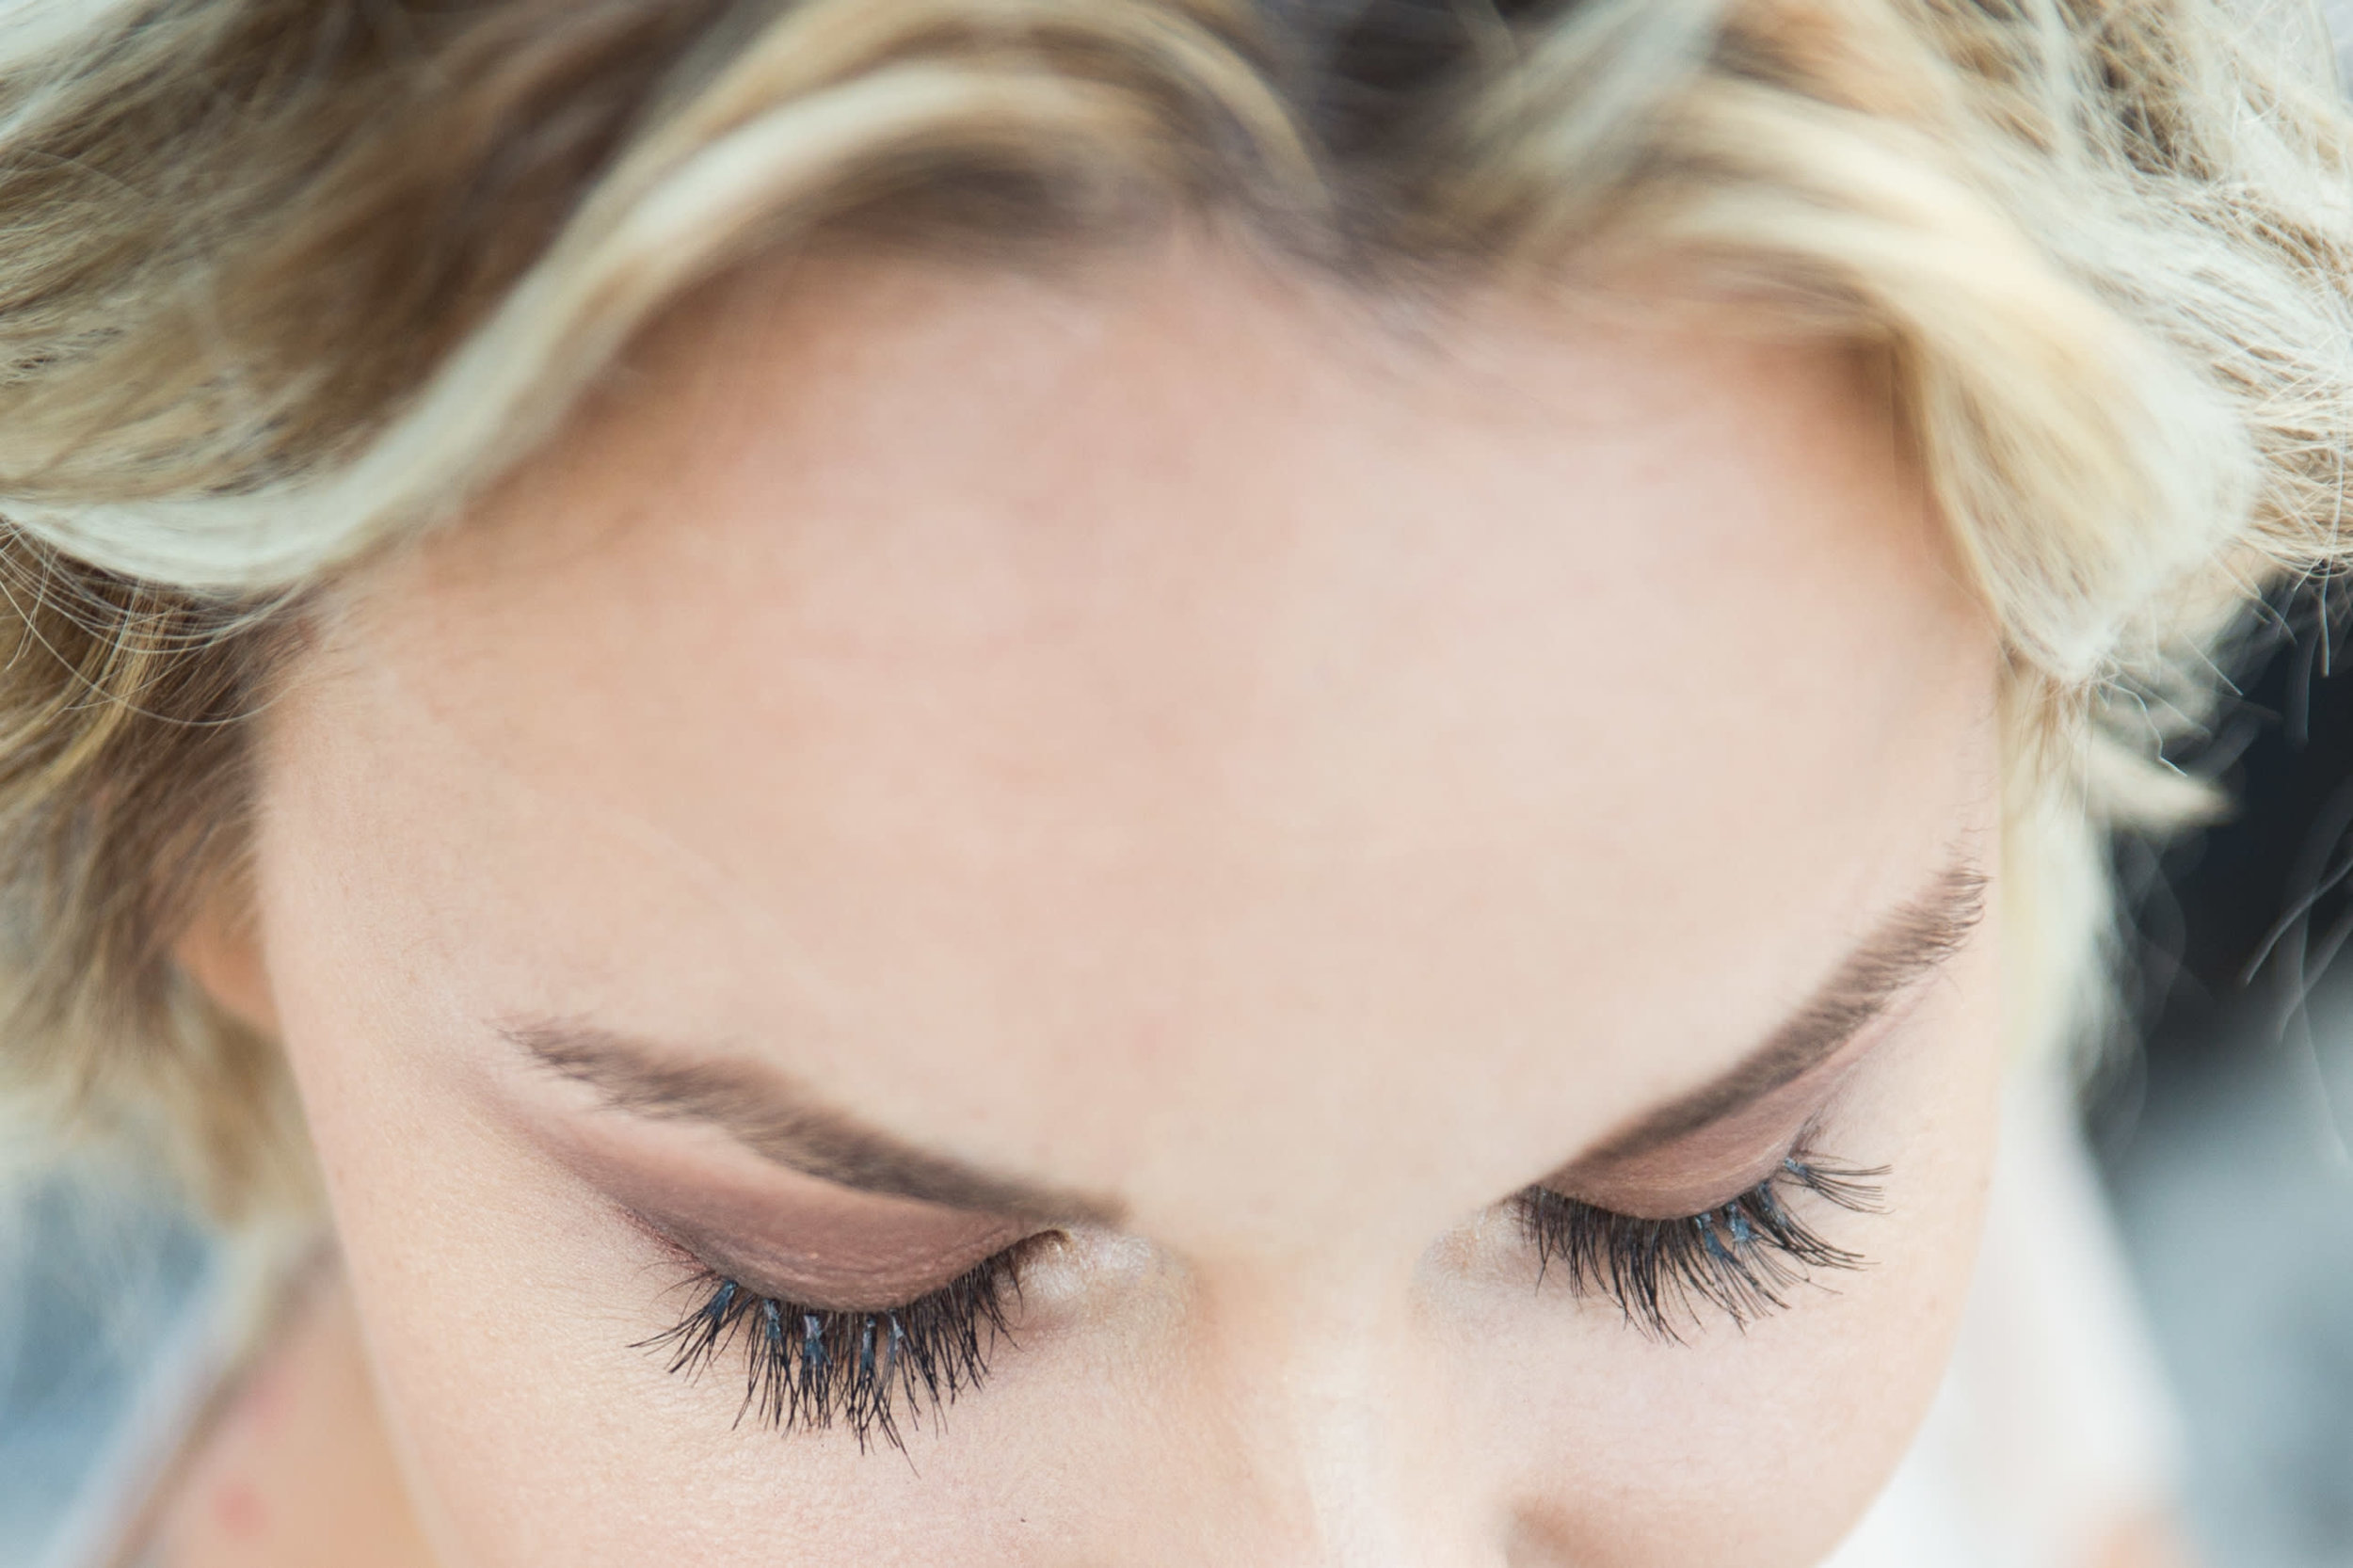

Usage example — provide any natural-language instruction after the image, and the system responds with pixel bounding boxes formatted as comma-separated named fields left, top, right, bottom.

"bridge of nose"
left=1104, top=1261, right=1514, bottom=1568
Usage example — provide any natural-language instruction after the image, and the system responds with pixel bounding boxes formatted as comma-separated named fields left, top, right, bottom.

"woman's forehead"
left=265, top=248, right=1999, bottom=1234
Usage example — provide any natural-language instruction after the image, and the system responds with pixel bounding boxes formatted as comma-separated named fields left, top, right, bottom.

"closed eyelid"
left=514, top=1080, right=1042, bottom=1306
left=1551, top=999, right=1899, bottom=1216
left=624, top=1200, right=1034, bottom=1313
left=1517, top=1145, right=1887, bottom=1339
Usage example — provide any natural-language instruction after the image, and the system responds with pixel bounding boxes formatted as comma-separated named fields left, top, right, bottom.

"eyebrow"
left=510, top=857, right=1984, bottom=1219
left=510, top=1020, right=1127, bottom=1224
left=1578, top=858, right=1988, bottom=1162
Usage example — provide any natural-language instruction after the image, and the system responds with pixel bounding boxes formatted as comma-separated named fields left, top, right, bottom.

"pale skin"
left=174, top=237, right=2039, bottom=1565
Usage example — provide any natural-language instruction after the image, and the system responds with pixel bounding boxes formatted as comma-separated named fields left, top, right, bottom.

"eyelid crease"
left=1546, top=1005, right=1896, bottom=1217
left=625, top=1197, right=1038, bottom=1314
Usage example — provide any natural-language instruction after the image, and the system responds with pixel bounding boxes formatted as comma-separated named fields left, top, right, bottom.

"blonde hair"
left=0, top=0, right=2345, bottom=1214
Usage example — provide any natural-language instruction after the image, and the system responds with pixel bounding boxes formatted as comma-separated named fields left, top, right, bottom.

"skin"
left=147, top=1272, right=436, bottom=1568
left=187, top=237, right=2016, bottom=1565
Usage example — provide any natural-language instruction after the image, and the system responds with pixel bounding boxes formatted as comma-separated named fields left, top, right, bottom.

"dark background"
left=2094, top=593, right=2353, bottom=1568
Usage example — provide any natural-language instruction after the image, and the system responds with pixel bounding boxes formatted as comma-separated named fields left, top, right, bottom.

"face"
left=236, top=241, right=2005, bottom=1566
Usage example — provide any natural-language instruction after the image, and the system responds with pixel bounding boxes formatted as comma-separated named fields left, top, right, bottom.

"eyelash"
left=1515, top=1150, right=1886, bottom=1339
left=638, top=1247, right=1026, bottom=1454
left=643, top=1151, right=1883, bottom=1448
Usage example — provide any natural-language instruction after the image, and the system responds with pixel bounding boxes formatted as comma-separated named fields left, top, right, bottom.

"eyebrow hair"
left=1578, top=858, right=1989, bottom=1162
left=510, top=857, right=1984, bottom=1220
left=510, top=1023, right=1126, bottom=1224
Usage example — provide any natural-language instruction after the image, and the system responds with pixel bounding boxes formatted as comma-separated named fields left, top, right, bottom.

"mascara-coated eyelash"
left=1516, top=1151, right=1886, bottom=1339
left=641, top=1153, right=1881, bottom=1448
left=638, top=1246, right=1025, bottom=1453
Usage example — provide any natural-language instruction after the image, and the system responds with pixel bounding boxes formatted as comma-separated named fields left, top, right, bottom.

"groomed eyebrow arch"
left=513, top=861, right=1982, bottom=1219
left=1576, top=858, right=1988, bottom=1164
left=508, top=1023, right=1126, bottom=1225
